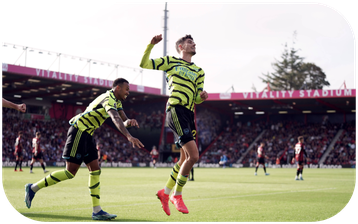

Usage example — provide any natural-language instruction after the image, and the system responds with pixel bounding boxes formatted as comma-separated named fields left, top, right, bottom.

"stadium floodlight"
left=56, top=100, right=64, bottom=103
left=255, top=111, right=265, bottom=114
left=248, top=107, right=253, bottom=110
left=352, top=110, right=356, bottom=112
left=302, top=111, right=311, bottom=113
left=76, top=102, right=83, bottom=105
left=14, top=95, right=21, bottom=98
left=36, top=97, right=43, bottom=101
left=234, top=112, right=243, bottom=115
left=326, top=110, right=336, bottom=113
left=279, top=111, right=288, bottom=114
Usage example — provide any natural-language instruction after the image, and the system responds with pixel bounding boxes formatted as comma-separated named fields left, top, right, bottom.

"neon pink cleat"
left=170, top=194, right=189, bottom=214
left=156, top=189, right=170, bottom=216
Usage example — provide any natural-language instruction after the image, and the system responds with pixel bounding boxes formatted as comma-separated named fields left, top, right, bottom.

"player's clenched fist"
left=151, top=34, right=163, bottom=45
left=200, top=91, right=208, bottom=101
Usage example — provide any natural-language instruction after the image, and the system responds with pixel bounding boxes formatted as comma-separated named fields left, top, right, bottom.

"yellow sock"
left=89, top=170, right=101, bottom=207
left=35, top=169, right=74, bottom=189
left=173, top=174, right=188, bottom=194
left=165, top=163, right=181, bottom=193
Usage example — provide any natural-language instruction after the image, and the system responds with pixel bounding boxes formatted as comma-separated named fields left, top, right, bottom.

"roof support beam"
left=315, top=98, right=346, bottom=113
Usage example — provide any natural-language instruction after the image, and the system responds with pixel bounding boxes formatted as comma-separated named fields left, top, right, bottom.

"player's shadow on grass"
left=21, top=213, right=151, bottom=222
left=21, top=213, right=90, bottom=221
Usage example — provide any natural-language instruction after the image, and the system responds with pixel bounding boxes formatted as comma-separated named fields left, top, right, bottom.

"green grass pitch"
left=1, top=167, right=356, bottom=222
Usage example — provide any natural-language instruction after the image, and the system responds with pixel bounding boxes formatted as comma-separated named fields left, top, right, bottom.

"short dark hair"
left=36, top=131, right=41, bottom=137
left=112, top=78, right=129, bottom=88
left=175, top=34, right=194, bottom=54
left=298, top=136, right=304, bottom=141
left=18, top=131, right=23, bottom=135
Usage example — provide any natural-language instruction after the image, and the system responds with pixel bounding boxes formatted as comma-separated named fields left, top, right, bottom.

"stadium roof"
left=2, top=63, right=356, bottom=116
left=2, top=64, right=165, bottom=106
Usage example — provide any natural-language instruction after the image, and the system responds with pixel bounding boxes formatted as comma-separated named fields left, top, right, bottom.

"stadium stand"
left=2, top=64, right=356, bottom=168
left=324, top=122, right=356, bottom=166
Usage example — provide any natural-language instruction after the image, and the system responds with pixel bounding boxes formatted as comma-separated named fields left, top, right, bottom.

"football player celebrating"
left=140, top=34, right=208, bottom=215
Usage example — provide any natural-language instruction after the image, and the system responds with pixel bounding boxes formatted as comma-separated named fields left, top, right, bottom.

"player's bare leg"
left=254, top=162, right=259, bottom=175
left=29, top=158, right=35, bottom=173
left=295, top=163, right=304, bottom=180
left=15, top=155, right=23, bottom=171
left=39, top=158, right=48, bottom=173
left=299, top=164, right=304, bottom=180
left=170, top=140, right=198, bottom=214
left=157, top=148, right=187, bottom=215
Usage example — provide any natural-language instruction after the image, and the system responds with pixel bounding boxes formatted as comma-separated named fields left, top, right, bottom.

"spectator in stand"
left=325, top=122, right=355, bottom=166
left=219, top=152, right=229, bottom=168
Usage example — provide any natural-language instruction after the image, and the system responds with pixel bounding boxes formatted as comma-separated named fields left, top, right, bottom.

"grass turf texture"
left=2, top=167, right=355, bottom=222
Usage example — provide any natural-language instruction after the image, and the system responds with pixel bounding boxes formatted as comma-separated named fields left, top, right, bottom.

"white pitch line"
left=21, top=187, right=336, bottom=214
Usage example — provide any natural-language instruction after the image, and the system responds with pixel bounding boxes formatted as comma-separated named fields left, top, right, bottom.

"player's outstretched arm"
left=2, top=98, right=26, bottom=112
left=139, top=34, right=163, bottom=69
left=118, top=110, right=140, bottom=128
left=108, top=109, right=144, bottom=148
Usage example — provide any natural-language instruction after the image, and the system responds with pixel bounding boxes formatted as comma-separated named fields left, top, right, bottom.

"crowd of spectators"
left=2, top=108, right=68, bottom=163
left=325, top=122, right=356, bottom=166
left=2, top=107, right=151, bottom=164
left=241, top=121, right=341, bottom=166
left=196, top=108, right=223, bottom=148
left=94, top=125, right=151, bottom=164
left=198, top=120, right=265, bottom=165
left=125, top=102, right=165, bottom=131
left=2, top=107, right=356, bottom=167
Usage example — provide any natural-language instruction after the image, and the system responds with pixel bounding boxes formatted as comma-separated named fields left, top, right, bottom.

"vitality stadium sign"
left=214, top=89, right=355, bottom=100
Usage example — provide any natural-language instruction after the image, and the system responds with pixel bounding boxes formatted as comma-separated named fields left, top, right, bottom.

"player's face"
left=115, top=82, right=130, bottom=101
left=181, top=39, right=196, bottom=55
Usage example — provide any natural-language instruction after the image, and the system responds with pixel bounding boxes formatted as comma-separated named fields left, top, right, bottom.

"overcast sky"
left=1, top=0, right=356, bottom=95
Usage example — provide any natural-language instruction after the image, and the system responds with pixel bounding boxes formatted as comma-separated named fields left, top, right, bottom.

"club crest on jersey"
left=76, top=154, right=82, bottom=159
left=184, top=128, right=190, bottom=135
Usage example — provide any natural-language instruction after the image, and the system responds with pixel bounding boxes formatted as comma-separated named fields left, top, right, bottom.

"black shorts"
left=62, top=126, right=98, bottom=165
left=296, top=160, right=304, bottom=166
left=32, top=151, right=44, bottom=160
left=258, top=157, right=265, bottom=164
left=166, top=105, right=196, bottom=148
left=14, top=151, right=23, bottom=158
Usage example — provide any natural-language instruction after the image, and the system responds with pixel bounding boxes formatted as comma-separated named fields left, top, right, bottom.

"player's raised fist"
left=151, top=34, right=163, bottom=45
